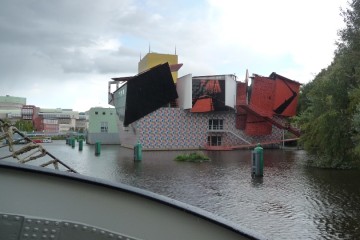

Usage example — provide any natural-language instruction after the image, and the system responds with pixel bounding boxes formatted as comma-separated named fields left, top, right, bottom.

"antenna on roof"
left=175, top=45, right=177, bottom=55
left=140, top=53, right=142, bottom=61
left=245, top=69, right=249, bottom=84
left=149, top=43, right=151, bottom=53
left=245, top=69, right=249, bottom=104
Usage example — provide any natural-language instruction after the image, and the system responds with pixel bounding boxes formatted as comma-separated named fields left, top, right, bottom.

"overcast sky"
left=0, top=0, right=348, bottom=112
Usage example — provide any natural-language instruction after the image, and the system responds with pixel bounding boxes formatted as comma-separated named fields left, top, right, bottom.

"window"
left=208, top=119, right=224, bottom=130
left=100, top=121, right=108, bottom=133
left=103, top=112, right=106, bottom=115
left=95, top=111, right=98, bottom=115
left=207, top=136, right=222, bottom=146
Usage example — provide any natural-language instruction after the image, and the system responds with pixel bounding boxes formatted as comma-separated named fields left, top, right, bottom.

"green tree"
left=340, top=0, right=360, bottom=168
left=299, top=58, right=356, bottom=168
left=14, top=119, right=34, bottom=133
left=297, top=0, right=360, bottom=168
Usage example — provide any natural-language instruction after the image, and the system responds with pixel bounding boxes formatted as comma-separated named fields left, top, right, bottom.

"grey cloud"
left=0, top=0, right=224, bottom=111
left=94, top=54, right=137, bottom=74
left=0, top=0, right=145, bottom=77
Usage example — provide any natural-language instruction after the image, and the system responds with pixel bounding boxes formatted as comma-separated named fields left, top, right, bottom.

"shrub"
left=174, top=152, right=210, bottom=162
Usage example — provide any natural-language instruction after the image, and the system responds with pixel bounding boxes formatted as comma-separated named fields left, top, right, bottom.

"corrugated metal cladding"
left=249, top=76, right=275, bottom=117
left=235, top=114, right=247, bottom=130
left=235, top=73, right=301, bottom=136
left=236, top=82, right=247, bottom=106
left=235, top=82, right=248, bottom=130
left=244, top=113, right=272, bottom=136
left=272, top=77, right=300, bottom=116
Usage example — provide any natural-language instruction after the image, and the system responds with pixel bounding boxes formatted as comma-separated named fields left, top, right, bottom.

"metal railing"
left=207, top=128, right=251, bottom=144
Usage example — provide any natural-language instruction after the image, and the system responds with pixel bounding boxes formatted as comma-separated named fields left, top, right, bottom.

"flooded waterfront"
left=5, top=141, right=360, bottom=239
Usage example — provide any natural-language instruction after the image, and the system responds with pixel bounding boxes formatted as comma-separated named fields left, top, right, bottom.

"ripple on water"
left=16, top=143, right=360, bottom=240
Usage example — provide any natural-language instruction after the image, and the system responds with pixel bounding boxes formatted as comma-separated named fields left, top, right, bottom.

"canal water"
left=6, top=141, right=360, bottom=239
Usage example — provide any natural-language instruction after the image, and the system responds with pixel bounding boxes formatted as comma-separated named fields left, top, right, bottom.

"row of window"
left=100, top=122, right=108, bottom=133
left=43, top=119, right=58, bottom=124
left=58, top=119, right=71, bottom=124
left=7, top=113, right=21, bottom=118
left=41, top=114, right=71, bottom=119
left=207, top=136, right=222, bottom=146
left=208, top=119, right=224, bottom=130
left=208, top=119, right=224, bottom=146
left=21, top=109, right=33, bottom=115
left=95, top=111, right=113, bottom=116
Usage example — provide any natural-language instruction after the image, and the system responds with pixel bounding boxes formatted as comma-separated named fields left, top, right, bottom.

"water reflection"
left=304, top=168, right=360, bottom=239
left=9, top=141, right=360, bottom=240
left=251, top=177, right=264, bottom=187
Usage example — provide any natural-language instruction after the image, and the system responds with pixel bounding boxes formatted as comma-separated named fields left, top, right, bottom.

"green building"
left=0, top=95, right=26, bottom=108
left=86, top=107, right=120, bottom=144
left=0, top=95, right=26, bottom=123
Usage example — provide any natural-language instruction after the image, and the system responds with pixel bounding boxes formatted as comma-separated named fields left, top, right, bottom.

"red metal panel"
left=236, top=114, right=247, bottom=130
left=190, top=97, right=214, bottom=112
left=236, top=82, right=247, bottom=106
left=244, top=113, right=272, bottom=136
left=235, top=82, right=248, bottom=129
left=249, top=76, right=275, bottom=117
left=235, top=73, right=301, bottom=136
left=273, top=78, right=300, bottom=117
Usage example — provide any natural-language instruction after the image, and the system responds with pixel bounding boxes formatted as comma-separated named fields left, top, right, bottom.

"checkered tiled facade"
left=127, top=108, right=283, bottom=150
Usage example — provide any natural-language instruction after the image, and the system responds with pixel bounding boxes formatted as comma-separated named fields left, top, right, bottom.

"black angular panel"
left=123, top=63, right=178, bottom=126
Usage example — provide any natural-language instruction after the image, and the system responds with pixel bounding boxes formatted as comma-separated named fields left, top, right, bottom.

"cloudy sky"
left=0, top=0, right=348, bottom=112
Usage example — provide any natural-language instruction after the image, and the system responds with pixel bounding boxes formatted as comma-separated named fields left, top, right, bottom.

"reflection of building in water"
left=109, top=52, right=301, bottom=150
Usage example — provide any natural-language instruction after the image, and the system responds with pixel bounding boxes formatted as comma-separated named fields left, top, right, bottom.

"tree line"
left=296, top=0, right=360, bottom=168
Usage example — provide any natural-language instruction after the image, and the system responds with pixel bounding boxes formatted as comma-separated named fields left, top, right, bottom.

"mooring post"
left=95, top=141, right=101, bottom=156
left=134, top=142, right=142, bottom=161
left=252, top=143, right=264, bottom=177
left=78, top=139, right=83, bottom=151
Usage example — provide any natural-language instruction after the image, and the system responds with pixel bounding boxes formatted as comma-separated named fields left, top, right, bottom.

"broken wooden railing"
left=0, top=119, right=77, bottom=173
